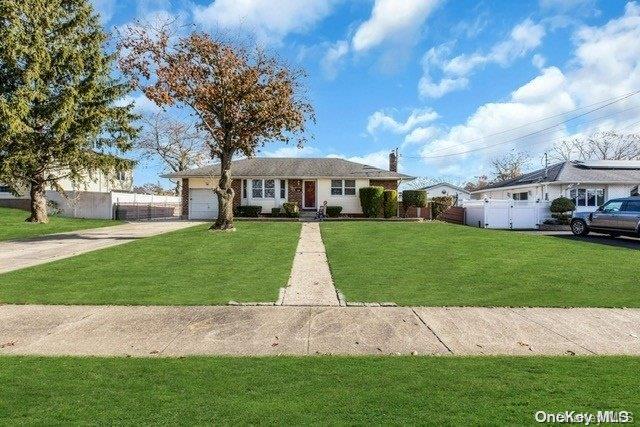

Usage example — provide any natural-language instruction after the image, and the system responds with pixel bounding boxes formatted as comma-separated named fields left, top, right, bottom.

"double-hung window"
left=280, top=180, right=286, bottom=199
left=264, top=179, right=275, bottom=198
left=252, top=179, right=263, bottom=198
left=569, top=188, right=604, bottom=207
left=330, top=179, right=356, bottom=196
left=251, top=179, right=276, bottom=198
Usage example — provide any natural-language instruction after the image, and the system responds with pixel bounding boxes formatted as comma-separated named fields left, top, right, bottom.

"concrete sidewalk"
left=0, top=221, right=202, bottom=273
left=1, top=304, right=638, bottom=357
left=280, top=222, right=339, bottom=306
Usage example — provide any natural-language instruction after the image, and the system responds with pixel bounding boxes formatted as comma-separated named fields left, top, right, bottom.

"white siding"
left=317, top=179, right=369, bottom=214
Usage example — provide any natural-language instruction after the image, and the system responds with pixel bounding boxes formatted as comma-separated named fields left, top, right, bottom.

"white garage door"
left=189, top=189, right=219, bottom=219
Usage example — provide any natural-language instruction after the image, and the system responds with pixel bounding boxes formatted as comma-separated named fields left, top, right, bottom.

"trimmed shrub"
left=402, top=190, right=427, bottom=208
left=359, top=186, right=384, bottom=218
left=550, top=197, right=576, bottom=214
left=235, top=205, right=262, bottom=217
left=271, top=207, right=282, bottom=216
left=401, top=190, right=427, bottom=217
left=282, top=202, right=300, bottom=218
left=550, top=196, right=575, bottom=224
left=431, top=196, right=454, bottom=219
left=326, top=206, right=342, bottom=217
left=382, top=190, right=398, bottom=218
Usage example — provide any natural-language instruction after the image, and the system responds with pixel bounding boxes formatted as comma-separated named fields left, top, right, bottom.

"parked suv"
left=571, top=196, right=640, bottom=237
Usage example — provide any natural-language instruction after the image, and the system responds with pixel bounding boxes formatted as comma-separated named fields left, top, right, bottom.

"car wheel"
left=571, top=220, right=589, bottom=236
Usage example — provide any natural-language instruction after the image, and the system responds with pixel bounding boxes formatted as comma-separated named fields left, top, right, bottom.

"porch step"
left=299, top=210, right=317, bottom=219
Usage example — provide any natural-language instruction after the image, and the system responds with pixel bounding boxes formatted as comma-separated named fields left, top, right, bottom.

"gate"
left=462, top=199, right=551, bottom=229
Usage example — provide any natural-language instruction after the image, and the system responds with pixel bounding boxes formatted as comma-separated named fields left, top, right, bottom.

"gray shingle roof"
left=162, top=157, right=413, bottom=180
left=478, top=160, right=640, bottom=191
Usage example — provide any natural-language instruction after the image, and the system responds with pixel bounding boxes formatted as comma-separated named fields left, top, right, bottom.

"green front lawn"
left=0, top=222, right=300, bottom=305
left=1, top=356, right=638, bottom=425
left=321, top=221, right=640, bottom=307
left=0, top=207, right=123, bottom=241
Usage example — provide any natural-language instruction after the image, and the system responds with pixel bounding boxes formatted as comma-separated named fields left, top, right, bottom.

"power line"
left=403, top=91, right=640, bottom=160
left=422, top=90, right=640, bottom=156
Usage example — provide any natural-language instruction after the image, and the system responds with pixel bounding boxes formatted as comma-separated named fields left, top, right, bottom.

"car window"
left=602, top=200, right=623, bottom=212
left=623, top=200, right=640, bottom=212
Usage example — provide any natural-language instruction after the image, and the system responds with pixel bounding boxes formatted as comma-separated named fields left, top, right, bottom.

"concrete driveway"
left=0, top=221, right=202, bottom=273
left=525, top=230, right=640, bottom=250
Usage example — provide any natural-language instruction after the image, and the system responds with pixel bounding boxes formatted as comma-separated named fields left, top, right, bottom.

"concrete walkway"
left=0, top=221, right=201, bottom=273
left=280, top=222, right=339, bottom=306
left=1, top=305, right=638, bottom=357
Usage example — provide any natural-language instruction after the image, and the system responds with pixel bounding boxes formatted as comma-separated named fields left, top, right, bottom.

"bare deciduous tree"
left=490, top=151, right=529, bottom=182
left=118, top=26, right=314, bottom=230
left=137, top=112, right=208, bottom=195
left=551, top=131, right=640, bottom=162
left=464, top=175, right=490, bottom=192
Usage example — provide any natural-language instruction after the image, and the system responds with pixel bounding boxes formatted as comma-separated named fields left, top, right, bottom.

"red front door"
left=304, top=181, right=316, bottom=209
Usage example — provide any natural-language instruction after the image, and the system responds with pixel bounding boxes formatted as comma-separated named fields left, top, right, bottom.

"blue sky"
left=94, top=0, right=640, bottom=187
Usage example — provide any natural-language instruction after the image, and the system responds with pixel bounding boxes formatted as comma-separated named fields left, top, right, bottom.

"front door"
left=303, top=180, right=316, bottom=209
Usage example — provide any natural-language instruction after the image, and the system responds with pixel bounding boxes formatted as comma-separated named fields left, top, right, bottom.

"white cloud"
left=511, top=66, right=566, bottom=103
left=404, top=126, right=439, bottom=145
left=352, top=0, right=441, bottom=52
left=419, top=76, right=469, bottom=98
left=321, top=40, right=349, bottom=80
left=193, top=0, right=337, bottom=44
left=539, top=0, right=596, bottom=12
left=117, top=93, right=162, bottom=114
left=367, top=108, right=439, bottom=135
left=327, top=150, right=394, bottom=171
left=419, top=19, right=546, bottom=98
left=415, top=3, right=640, bottom=178
left=532, top=53, right=547, bottom=69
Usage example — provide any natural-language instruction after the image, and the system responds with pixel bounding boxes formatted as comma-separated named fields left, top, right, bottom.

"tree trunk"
left=174, top=179, right=181, bottom=196
left=26, top=178, right=49, bottom=223
left=210, top=150, right=235, bottom=231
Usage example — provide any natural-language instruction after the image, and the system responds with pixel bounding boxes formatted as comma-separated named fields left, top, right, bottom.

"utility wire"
left=403, top=91, right=640, bottom=160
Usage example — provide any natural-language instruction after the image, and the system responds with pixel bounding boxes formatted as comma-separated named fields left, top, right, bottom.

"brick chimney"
left=389, top=150, right=398, bottom=172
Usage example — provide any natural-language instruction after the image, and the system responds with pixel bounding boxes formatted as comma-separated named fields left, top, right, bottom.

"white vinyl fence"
left=462, top=199, right=551, bottom=229
left=48, top=191, right=181, bottom=220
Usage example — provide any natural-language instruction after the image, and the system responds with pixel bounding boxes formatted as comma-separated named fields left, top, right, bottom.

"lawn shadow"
left=7, top=234, right=146, bottom=243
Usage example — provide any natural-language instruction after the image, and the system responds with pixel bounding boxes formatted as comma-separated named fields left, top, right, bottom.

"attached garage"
left=189, top=189, right=218, bottom=219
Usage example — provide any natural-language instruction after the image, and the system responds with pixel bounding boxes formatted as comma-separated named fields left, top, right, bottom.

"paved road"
left=0, top=221, right=202, bottom=273
left=1, top=305, right=638, bottom=357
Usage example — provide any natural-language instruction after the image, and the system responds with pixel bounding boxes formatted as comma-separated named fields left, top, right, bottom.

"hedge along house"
left=162, top=153, right=413, bottom=219
left=472, top=160, right=640, bottom=213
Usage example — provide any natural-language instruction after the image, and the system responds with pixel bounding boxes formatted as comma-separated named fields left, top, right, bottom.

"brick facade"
left=287, top=179, right=303, bottom=209
left=180, top=178, right=189, bottom=219
left=369, top=179, right=398, bottom=190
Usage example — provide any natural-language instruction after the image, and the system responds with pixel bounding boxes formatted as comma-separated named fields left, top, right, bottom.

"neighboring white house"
left=418, top=182, right=471, bottom=202
left=472, top=160, right=640, bottom=213
left=163, top=154, right=413, bottom=220
left=0, top=171, right=180, bottom=219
